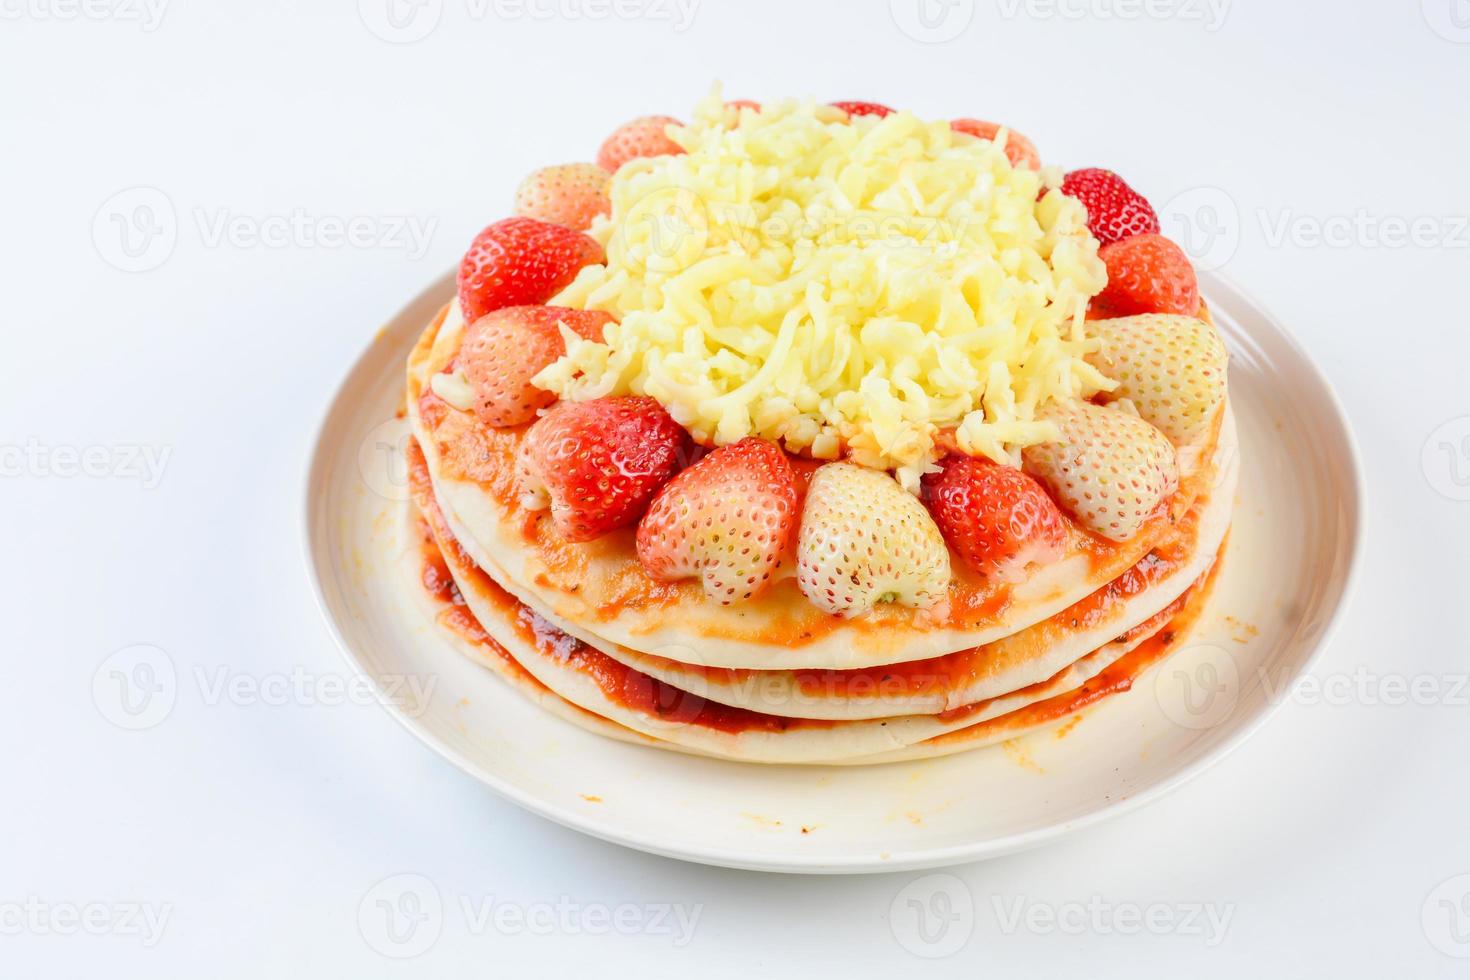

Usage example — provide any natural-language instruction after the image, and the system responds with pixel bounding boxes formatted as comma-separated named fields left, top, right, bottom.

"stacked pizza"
left=398, top=93, right=1235, bottom=764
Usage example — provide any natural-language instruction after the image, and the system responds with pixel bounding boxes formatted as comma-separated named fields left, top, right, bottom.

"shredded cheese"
left=535, top=86, right=1112, bottom=490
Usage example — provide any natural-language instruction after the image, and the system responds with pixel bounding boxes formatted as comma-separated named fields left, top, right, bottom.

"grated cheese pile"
left=535, top=87, right=1113, bottom=490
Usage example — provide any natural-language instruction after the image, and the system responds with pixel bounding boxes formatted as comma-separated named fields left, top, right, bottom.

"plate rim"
left=299, top=268, right=1367, bottom=874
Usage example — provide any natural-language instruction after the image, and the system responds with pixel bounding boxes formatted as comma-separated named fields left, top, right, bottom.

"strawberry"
left=596, top=115, right=685, bottom=173
left=1094, top=233, right=1200, bottom=317
left=457, top=306, right=614, bottom=427
left=457, top=217, right=604, bottom=324
left=949, top=118, right=1040, bottom=170
left=635, top=438, right=799, bottom=603
left=1060, top=168, right=1160, bottom=246
left=830, top=101, right=894, bottom=118
left=513, top=163, right=611, bottom=232
left=1087, top=314, right=1228, bottom=445
left=1022, top=400, right=1178, bottom=542
left=796, top=462, right=951, bottom=617
left=517, top=396, right=686, bottom=542
left=921, top=456, right=1067, bottom=580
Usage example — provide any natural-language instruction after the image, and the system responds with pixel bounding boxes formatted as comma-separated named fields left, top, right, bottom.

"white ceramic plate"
left=302, top=270, right=1363, bottom=874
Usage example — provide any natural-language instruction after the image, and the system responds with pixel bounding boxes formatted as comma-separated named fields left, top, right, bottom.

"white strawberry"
left=513, top=163, right=611, bottom=232
left=1023, top=399, right=1178, bottom=542
left=1086, top=314, right=1228, bottom=445
left=636, top=438, right=799, bottom=604
left=796, top=462, right=951, bottom=617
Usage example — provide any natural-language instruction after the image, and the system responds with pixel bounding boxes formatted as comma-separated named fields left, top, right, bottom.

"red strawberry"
left=922, top=456, right=1068, bottom=581
left=1095, top=234, right=1200, bottom=317
left=457, top=217, right=604, bottom=324
left=458, top=306, right=614, bottom=427
left=636, top=438, right=799, bottom=603
left=949, top=118, right=1041, bottom=170
left=517, top=396, right=686, bottom=542
left=1060, top=168, right=1160, bottom=246
left=513, top=163, right=610, bottom=232
left=596, top=115, right=685, bottom=173
left=830, top=101, right=894, bottom=118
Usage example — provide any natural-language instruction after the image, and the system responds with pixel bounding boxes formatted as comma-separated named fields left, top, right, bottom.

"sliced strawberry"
left=1022, top=400, right=1178, bottom=542
left=1095, top=233, right=1200, bottom=317
left=457, top=217, right=604, bottom=324
left=635, top=438, right=799, bottom=603
left=596, top=115, right=685, bottom=173
left=1087, top=314, right=1227, bottom=445
left=513, top=163, right=610, bottom=232
left=517, top=396, right=686, bottom=542
left=796, top=462, right=950, bottom=617
left=458, top=306, right=614, bottom=427
left=949, top=118, right=1041, bottom=170
left=921, top=456, right=1067, bottom=580
left=1060, top=168, right=1160, bottom=247
left=830, top=100, right=895, bottom=118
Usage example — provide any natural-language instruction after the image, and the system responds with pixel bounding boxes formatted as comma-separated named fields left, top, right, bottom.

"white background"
left=4, top=0, right=1469, bottom=975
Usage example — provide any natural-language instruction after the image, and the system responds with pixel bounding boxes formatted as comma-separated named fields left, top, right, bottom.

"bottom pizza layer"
left=401, top=478, right=1224, bottom=765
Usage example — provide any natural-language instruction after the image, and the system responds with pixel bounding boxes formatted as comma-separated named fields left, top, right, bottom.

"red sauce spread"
left=917, top=544, right=1224, bottom=747
left=408, top=437, right=832, bottom=736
